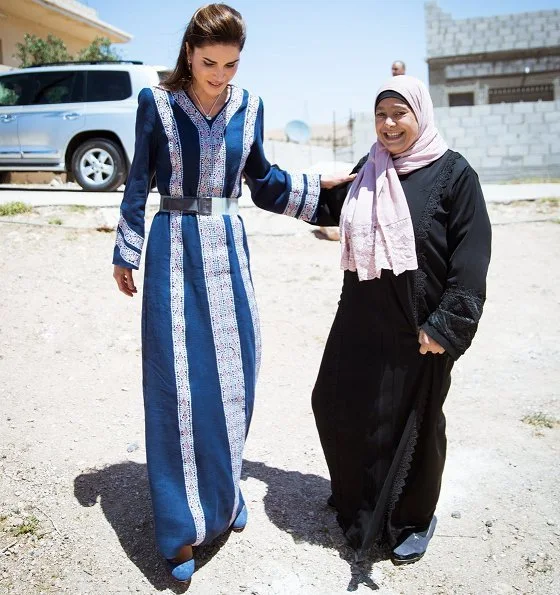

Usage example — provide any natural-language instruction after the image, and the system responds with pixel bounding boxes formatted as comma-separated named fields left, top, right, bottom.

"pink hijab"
left=340, top=75, right=449, bottom=281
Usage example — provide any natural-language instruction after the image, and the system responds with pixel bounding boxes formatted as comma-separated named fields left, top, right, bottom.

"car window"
left=27, top=71, right=85, bottom=105
left=86, top=71, right=132, bottom=102
left=0, top=74, right=31, bottom=106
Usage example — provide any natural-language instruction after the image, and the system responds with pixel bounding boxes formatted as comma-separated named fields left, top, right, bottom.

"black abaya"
left=311, top=150, right=491, bottom=557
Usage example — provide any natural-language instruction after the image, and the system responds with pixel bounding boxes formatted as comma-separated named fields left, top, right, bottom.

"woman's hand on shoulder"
left=320, top=172, right=357, bottom=190
left=418, top=329, right=445, bottom=355
left=113, top=265, right=137, bottom=297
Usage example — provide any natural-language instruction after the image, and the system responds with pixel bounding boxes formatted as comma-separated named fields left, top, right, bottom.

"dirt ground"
left=0, top=198, right=559, bottom=595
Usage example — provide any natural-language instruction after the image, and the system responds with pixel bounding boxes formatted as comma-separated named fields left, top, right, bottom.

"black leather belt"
left=159, top=196, right=239, bottom=216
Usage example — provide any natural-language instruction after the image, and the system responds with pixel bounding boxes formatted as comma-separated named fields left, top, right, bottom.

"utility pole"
left=348, top=109, right=355, bottom=165
left=332, top=111, right=337, bottom=166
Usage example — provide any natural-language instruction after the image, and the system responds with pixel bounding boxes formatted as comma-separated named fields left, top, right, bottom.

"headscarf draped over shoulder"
left=340, top=76, right=448, bottom=281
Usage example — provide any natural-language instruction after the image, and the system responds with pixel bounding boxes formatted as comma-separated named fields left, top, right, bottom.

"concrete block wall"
left=349, top=100, right=560, bottom=182
left=425, top=1, right=560, bottom=58
left=445, top=56, right=560, bottom=80
left=435, top=101, right=560, bottom=180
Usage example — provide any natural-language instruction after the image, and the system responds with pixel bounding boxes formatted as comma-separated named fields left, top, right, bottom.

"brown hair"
left=162, top=4, right=246, bottom=91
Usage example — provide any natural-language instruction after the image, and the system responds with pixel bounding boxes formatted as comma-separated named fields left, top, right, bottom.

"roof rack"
left=23, top=60, right=144, bottom=68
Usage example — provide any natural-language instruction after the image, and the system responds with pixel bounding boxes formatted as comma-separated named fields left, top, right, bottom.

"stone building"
left=348, top=3, right=560, bottom=182
left=425, top=1, right=560, bottom=181
left=0, top=0, right=131, bottom=71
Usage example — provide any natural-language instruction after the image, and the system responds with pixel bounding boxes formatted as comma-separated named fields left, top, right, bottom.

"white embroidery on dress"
left=232, top=93, right=260, bottom=198
left=116, top=230, right=140, bottom=268
left=212, top=87, right=243, bottom=197
left=231, top=216, right=261, bottom=378
left=118, top=215, right=144, bottom=250
left=174, top=86, right=243, bottom=197
left=283, top=173, right=304, bottom=217
left=153, top=87, right=183, bottom=198
left=153, top=86, right=207, bottom=545
left=198, top=216, right=247, bottom=527
left=298, top=174, right=321, bottom=222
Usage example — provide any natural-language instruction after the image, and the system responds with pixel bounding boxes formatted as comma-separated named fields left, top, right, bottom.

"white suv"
left=0, top=61, right=166, bottom=191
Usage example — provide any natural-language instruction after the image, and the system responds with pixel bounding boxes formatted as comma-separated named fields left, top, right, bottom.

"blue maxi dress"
left=112, top=85, right=320, bottom=558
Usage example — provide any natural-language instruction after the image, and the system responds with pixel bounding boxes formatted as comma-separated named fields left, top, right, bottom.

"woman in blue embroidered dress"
left=112, top=4, right=351, bottom=583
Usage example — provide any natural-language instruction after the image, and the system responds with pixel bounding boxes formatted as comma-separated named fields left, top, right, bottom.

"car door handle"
left=62, top=112, right=80, bottom=120
left=0, top=114, right=16, bottom=123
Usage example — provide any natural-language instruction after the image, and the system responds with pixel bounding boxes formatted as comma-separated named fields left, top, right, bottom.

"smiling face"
left=375, top=97, right=419, bottom=155
left=187, top=42, right=240, bottom=100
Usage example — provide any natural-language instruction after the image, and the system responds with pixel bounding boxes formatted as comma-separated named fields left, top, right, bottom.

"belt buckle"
left=199, top=197, right=212, bottom=216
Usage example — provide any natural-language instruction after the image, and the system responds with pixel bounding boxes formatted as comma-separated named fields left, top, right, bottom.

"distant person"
left=311, top=76, right=491, bottom=565
left=392, top=60, right=406, bottom=76
left=111, top=2, right=351, bottom=584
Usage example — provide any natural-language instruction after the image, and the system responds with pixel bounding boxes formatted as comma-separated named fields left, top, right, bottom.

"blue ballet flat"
left=232, top=504, right=248, bottom=532
left=391, top=516, right=437, bottom=565
left=167, top=557, right=195, bottom=583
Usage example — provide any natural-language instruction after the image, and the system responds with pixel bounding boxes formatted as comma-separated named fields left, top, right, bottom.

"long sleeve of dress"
left=312, top=155, right=368, bottom=227
left=112, top=88, right=157, bottom=269
left=243, top=99, right=321, bottom=222
left=422, top=165, right=492, bottom=360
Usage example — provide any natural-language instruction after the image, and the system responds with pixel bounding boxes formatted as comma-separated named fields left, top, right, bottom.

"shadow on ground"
left=74, top=461, right=228, bottom=593
left=242, top=459, right=386, bottom=591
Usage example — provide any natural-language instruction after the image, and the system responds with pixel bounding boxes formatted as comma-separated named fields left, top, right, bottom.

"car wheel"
left=71, top=138, right=127, bottom=192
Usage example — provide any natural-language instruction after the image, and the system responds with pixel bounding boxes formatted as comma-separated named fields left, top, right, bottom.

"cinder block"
left=529, top=142, right=550, bottom=154
left=485, top=125, right=503, bottom=136
left=461, top=116, right=481, bottom=128
left=523, top=155, right=545, bottom=167
left=550, top=140, right=560, bottom=153
left=540, top=133, right=559, bottom=144
left=454, top=136, right=476, bottom=148
left=484, top=115, right=504, bottom=126
left=512, top=103, right=535, bottom=114
left=508, top=145, right=529, bottom=157
left=546, top=153, right=560, bottom=165
left=494, top=133, right=520, bottom=145
left=488, top=145, right=509, bottom=157
left=543, top=112, right=560, bottom=123
left=502, top=156, right=524, bottom=167
left=448, top=106, right=472, bottom=117
left=508, top=124, right=532, bottom=136
left=524, top=113, right=545, bottom=124
left=490, top=103, right=513, bottom=115
left=504, top=113, right=524, bottom=125
left=473, top=105, right=492, bottom=116
left=534, top=101, right=557, bottom=113
left=483, top=157, right=502, bottom=168
left=439, top=126, right=466, bottom=139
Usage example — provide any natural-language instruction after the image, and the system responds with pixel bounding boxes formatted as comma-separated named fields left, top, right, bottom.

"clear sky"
left=83, top=0, right=560, bottom=130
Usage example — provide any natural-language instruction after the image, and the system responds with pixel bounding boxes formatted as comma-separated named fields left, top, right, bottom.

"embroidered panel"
left=232, top=93, right=260, bottom=198
left=198, top=216, right=247, bottom=526
left=231, top=216, right=261, bottom=378
left=152, top=87, right=183, bottom=197
left=211, top=86, right=243, bottom=197
left=116, top=230, right=140, bottom=268
left=283, top=173, right=304, bottom=218
left=174, top=86, right=243, bottom=198
left=169, top=212, right=206, bottom=545
left=299, top=174, right=321, bottom=222
left=118, top=215, right=144, bottom=250
left=154, top=87, right=206, bottom=542
left=413, top=152, right=457, bottom=325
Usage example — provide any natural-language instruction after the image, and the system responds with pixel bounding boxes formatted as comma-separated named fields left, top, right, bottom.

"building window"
left=489, top=84, right=554, bottom=103
left=448, top=92, right=474, bottom=107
